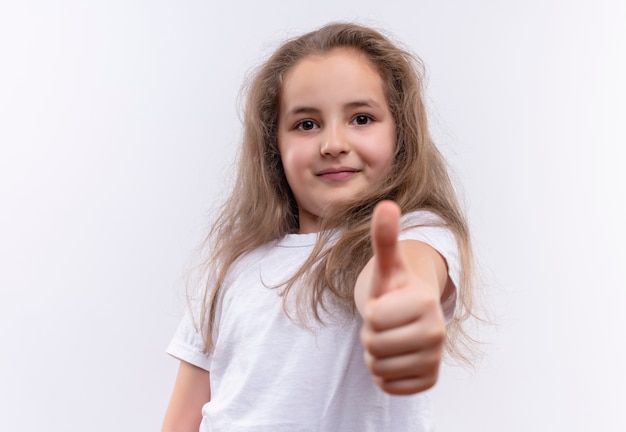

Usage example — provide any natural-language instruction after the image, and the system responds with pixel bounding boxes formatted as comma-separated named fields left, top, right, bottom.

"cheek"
left=363, top=134, right=396, bottom=176
left=279, top=144, right=308, bottom=186
left=281, top=139, right=313, bottom=169
left=363, top=123, right=396, bottom=170
left=378, top=128, right=397, bottom=174
left=373, top=151, right=395, bottom=179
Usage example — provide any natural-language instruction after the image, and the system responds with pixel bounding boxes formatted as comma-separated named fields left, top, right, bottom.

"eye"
left=352, top=115, right=373, bottom=126
left=295, top=119, right=318, bottom=131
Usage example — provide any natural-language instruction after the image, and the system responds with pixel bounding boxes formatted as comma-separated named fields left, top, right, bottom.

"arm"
left=355, top=201, right=450, bottom=395
left=162, top=360, right=211, bottom=432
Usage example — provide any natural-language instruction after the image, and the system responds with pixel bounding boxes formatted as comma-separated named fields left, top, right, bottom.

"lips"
left=317, top=166, right=361, bottom=181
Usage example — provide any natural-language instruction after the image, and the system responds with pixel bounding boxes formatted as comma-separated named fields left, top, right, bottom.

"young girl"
left=162, top=22, right=474, bottom=432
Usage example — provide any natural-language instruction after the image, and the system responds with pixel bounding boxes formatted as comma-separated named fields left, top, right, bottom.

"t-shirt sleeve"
left=398, top=211, right=461, bottom=323
left=166, top=307, right=213, bottom=372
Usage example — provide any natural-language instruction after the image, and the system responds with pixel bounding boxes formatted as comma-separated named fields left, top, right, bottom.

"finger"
left=371, top=200, right=400, bottom=277
left=370, top=200, right=401, bottom=297
left=373, top=375, right=439, bottom=395
left=364, top=349, right=442, bottom=381
left=361, top=321, right=422, bottom=358
left=366, top=288, right=442, bottom=331
left=361, top=316, right=445, bottom=357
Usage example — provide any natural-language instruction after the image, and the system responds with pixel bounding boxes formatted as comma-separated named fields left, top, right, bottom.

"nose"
left=320, top=124, right=349, bottom=157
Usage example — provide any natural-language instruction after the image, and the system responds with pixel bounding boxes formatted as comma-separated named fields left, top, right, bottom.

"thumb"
left=370, top=200, right=401, bottom=298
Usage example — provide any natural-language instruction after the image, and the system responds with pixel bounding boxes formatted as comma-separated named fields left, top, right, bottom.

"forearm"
left=162, top=361, right=211, bottom=432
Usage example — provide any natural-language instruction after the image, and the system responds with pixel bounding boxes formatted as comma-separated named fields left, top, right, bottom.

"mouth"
left=316, top=167, right=361, bottom=181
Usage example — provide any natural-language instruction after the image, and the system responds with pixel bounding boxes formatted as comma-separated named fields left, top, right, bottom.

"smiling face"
left=278, top=48, right=396, bottom=233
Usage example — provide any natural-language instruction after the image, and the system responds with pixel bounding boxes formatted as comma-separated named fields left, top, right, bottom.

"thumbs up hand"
left=358, top=201, right=447, bottom=395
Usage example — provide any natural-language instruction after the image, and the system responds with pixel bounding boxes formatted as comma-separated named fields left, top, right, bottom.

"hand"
left=360, top=201, right=446, bottom=395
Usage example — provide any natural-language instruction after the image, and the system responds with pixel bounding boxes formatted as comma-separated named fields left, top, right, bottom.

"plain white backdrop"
left=1, top=1, right=625, bottom=431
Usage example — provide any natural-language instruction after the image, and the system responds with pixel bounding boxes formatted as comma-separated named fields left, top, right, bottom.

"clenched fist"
left=358, top=201, right=447, bottom=395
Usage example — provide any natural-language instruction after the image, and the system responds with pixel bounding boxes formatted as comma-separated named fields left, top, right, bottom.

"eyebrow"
left=283, top=99, right=382, bottom=119
left=345, top=99, right=381, bottom=110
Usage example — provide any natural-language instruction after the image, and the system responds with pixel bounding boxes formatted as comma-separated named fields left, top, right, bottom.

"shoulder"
left=398, top=210, right=455, bottom=245
left=399, top=209, right=460, bottom=291
left=400, top=209, right=446, bottom=228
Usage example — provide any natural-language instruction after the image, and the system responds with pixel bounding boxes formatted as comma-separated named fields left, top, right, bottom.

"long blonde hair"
left=196, top=22, right=476, bottom=362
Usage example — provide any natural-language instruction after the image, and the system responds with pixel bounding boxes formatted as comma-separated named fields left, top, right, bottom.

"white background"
left=1, top=1, right=625, bottom=431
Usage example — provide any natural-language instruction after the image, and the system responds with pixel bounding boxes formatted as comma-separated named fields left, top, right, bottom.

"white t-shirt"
left=167, top=211, right=460, bottom=432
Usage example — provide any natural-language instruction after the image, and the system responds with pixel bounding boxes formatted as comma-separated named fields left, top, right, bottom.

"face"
left=278, top=48, right=396, bottom=233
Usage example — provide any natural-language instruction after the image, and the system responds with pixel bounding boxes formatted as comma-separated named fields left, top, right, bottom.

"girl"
left=162, top=22, right=475, bottom=432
